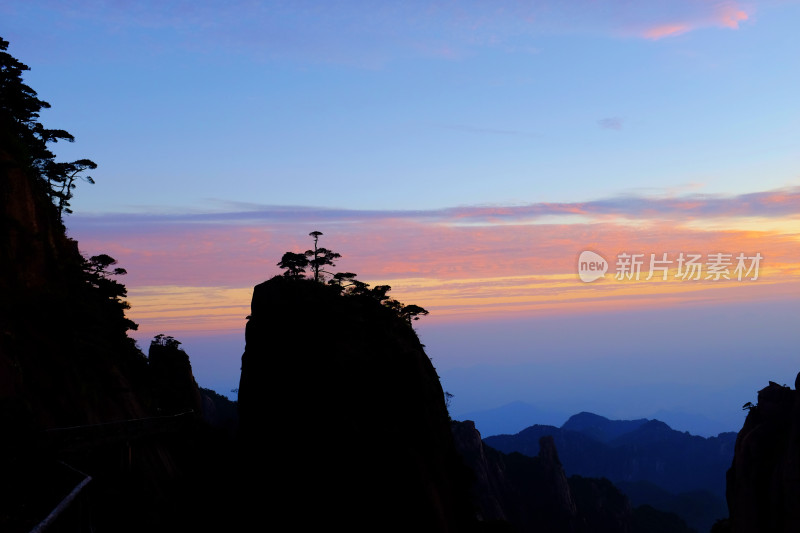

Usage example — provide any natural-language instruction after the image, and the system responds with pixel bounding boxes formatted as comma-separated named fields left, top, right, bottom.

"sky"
left=3, top=0, right=800, bottom=436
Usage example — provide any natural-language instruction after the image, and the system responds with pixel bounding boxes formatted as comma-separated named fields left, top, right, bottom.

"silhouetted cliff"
left=724, top=378, right=800, bottom=533
left=0, top=149, right=235, bottom=532
left=1, top=35, right=150, bottom=427
left=199, top=386, right=239, bottom=436
left=148, top=336, right=202, bottom=416
left=0, top=151, right=150, bottom=430
left=237, top=276, right=475, bottom=531
left=1, top=71, right=229, bottom=530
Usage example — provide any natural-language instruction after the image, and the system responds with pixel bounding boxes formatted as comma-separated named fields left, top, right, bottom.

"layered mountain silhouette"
left=460, top=402, right=736, bottom=441
left=457, top=401, right=571, bottom=437
left=452, top=420, right=633, bottom=532
left=485, top=412, right=735, bottom=531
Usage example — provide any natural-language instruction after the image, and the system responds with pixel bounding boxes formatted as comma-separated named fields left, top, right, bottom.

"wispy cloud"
left=598, top=117, right=624, bottom=130
left=69, top=186, right=800, bottom=230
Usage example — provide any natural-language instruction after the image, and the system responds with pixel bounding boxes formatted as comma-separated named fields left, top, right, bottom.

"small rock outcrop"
left=148, top=337, right=202, bottom=416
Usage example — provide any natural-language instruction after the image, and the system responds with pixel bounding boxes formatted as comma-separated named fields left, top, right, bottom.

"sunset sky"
left=3, top=1, right=799, bottom=435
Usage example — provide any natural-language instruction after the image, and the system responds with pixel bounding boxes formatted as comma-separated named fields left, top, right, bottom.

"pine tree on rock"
left=305, top=230, right=341, bottom=283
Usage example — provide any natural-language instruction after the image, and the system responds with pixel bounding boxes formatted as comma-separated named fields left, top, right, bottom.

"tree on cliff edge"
left=276, top=232, right=429, bottom=324
left=277, top=251, right=309, bottom=278
left=305, top=230, right=341, bottom=282
left=0, top=36, right=96, bottom=218
left=1, top=36, right=138, bottom=337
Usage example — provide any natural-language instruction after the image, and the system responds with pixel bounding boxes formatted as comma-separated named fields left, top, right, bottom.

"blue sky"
left=4, top=1, right=800, bottom=436
left=6, top=1, right=799, bottom=213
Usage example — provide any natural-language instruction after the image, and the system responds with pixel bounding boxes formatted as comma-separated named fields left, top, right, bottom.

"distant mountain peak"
left=561, top=411, right=650, bottom=443
left=562, top=411, right=611, bottom=426
left=640, top=419, right=672, bottom=430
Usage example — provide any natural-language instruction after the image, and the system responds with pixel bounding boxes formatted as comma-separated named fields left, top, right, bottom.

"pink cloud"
left=716, top=3, right=749, bottom=29
left=633, top=1, right=751, bottom=40
left=643, top=24, right=692, bottom=40
left=72, top=205, right=799, bottom=287
left=67, top=185, right=800, bottom=335
left=118, top=216, right=797, bottom=335
left=68, top=186, right=800, bottom=285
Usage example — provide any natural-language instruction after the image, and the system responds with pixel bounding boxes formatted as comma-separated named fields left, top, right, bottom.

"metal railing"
left=40, top=410, right=197, bottom=453
left=28, top=463, right=92, bottom=533
left=23, top=410, right=197, bottom=533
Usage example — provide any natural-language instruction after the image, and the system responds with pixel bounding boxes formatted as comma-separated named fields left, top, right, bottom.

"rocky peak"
left=237, top=276, right=474, bottom=532
left=539, top=435, right=563, bottom=466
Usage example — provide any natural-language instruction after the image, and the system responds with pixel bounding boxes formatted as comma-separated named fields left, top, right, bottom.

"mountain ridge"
left=460, top=402, right=737, bottom=439
left=484, top=411, right=735, bottom=532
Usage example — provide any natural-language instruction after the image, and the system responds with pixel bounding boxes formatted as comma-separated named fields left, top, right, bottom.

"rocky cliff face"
left=0, top=153, right=148, bottom=429
left=1, top=40, right=236, bottom=531
left=237, top=276, right=475, bottom=532
left=0, top=155, right=71, bottom=292
left=725, top=378, right=800, bottom=533
left=0, top=151, right=223, bottom=533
